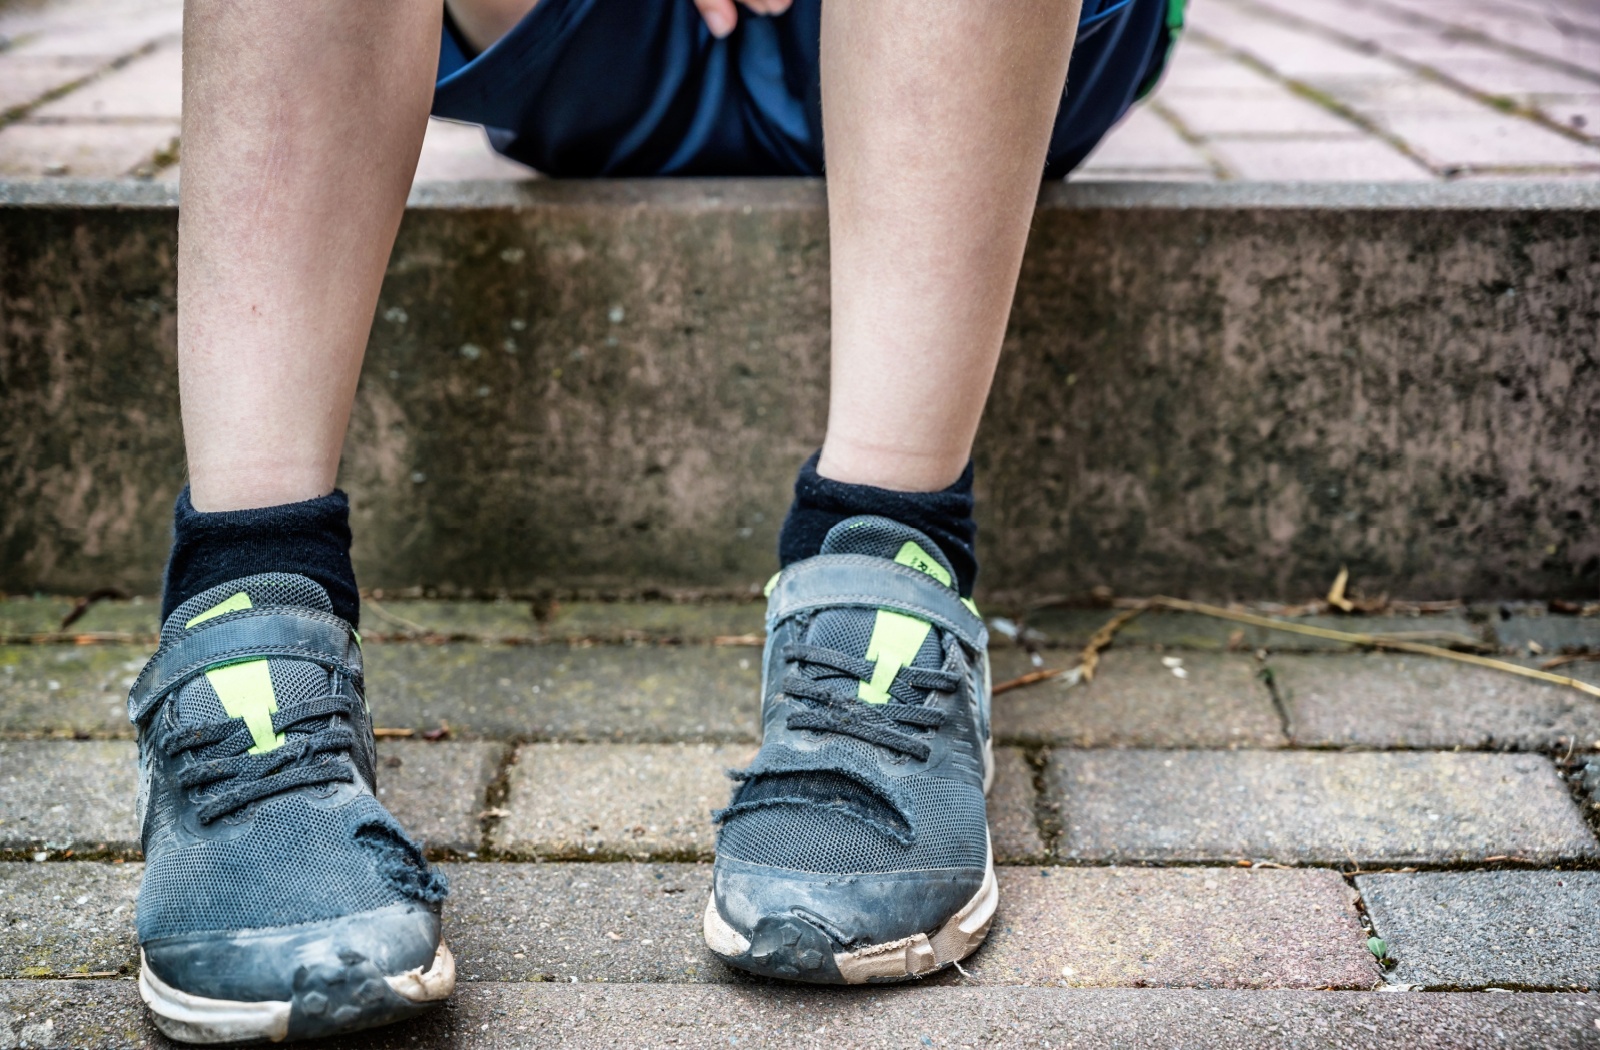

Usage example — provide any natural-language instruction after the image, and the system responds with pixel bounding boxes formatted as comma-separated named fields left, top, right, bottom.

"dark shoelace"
left=161, top=693, right=361, bottom=823
left=779, top=642, right=957, bottom=760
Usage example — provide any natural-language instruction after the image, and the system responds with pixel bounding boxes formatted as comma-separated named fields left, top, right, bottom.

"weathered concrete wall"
left=2, top=180, right=1596, bottom=600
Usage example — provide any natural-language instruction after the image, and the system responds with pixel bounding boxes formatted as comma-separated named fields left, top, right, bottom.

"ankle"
left=777, top=451, right=978, bottom=596
left=161, top=486, right=361, bottom=626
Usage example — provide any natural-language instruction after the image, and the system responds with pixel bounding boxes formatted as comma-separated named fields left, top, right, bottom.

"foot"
left=704, top=516, right=996, bottom=984
left=127, top=574, right=454, bottom=1044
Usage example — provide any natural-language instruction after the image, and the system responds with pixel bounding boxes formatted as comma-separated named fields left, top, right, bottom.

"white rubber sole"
left=138, top=942, right=455, bottom=1045
left=702, top=848, right=999, bottom=984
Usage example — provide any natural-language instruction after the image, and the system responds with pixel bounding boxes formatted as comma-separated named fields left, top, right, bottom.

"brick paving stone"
left=1356, top=0, right=1600, bottom=78
left=1078, top=106, right=1213, bottom=174
left=493, top=743, right=754, bottom=860
left=0, top=598, right=157, bottom=637
left=443, top=864, right=1377, bottom=989
left=376, top=740, right=504, bottom=854
left=29, top=41, right=179, bottom=119
left=1359, top=871, right=1600, bottom=991
left=368, top=598, right=764, bottom=643
left=1205, top=135, right=1432, bottom=179
left=366, top=645, right=761, bottom=742
left=1494, top=612, right=1600, bottom=654
left=0, top=741, right=135, bottom=855
left=539, top=601, right=763, bottom=643
left=1275, top=654, right=1600, bottom=749
left=993, top=651, right=1284, bottom=749
left=0, top=861, right=1377, bottom=990
left=1376, top=110, right=1600, bottom=169
left=988, top=747, right=1048, bottom=863
left=494, top=743, right=1046, bottom=863
left=1537, top=95, right=1600, bottom=140
left=441, top=862, right=717, bottom=984
left=1161, top=92, right=1359, bottom=135
left=0, top=54, right=103, bottom=113
left=1049, top=750, right=1599, bottom=865
left=0, top=644, right=151, bottom=739
left=1198, top=17, right=1414, bottom=86
left=4, top=982, right=1599, bottom=1049
left=0, top=120, right=175, bottom=176
left=0, top=862, right=138, bottom=977
left=0, top=740, right=498, bottom=856
left=1013, top=607, right=1481, bottom=653
left=1, top=6, right=180, bottom=61
left=1331, top=78, right=1500, bottom=117
left=973, top=866, right=1378, bottom=989
left=1158, top=45, right=1288, bottom=94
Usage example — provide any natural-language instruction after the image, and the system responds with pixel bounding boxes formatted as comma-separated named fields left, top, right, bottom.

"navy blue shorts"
left=432, top=0, right=1181, bottom=178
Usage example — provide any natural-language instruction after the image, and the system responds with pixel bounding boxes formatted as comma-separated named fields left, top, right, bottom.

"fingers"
left=694, top=0, right=737, bottom=37
left=694, top=0, right=796, bottom=38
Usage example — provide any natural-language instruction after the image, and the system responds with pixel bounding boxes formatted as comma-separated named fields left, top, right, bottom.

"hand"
left=693, top=0, right=794, bottom=39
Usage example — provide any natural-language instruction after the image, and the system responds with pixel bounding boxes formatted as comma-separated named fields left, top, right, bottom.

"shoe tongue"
left=805, top=516, right=955, bottom=705
left=159, top=573, right=338, bottom=736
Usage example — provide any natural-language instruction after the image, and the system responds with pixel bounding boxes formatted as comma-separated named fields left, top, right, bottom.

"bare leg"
left=180, top=0, right=439, bottom=511
left=816, top=1, right=1081, bottom=492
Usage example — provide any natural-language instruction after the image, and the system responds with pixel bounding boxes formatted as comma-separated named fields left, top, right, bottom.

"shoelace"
left=779, top=642, right=957, bottom=760
left=160, top=693, right=361, bottom=824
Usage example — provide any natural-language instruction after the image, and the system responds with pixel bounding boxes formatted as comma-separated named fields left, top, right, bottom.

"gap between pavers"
left=0, top=740, right=500, bottom=856
left=1271, top=654, right=1600, bottom=750
left=491, top=744, right=1046, bottom=863
left=1493, top=612, right=1600, bottom=655
left=3, top=981, right=1598, bottom=1049
left=991, top=606, right=1484, bottom=652
left=1359, top=871, right=1600, bottom=991
left=0, top=860, right=1374, bottom=990
left=1049, top=749, right=1600, bottom=866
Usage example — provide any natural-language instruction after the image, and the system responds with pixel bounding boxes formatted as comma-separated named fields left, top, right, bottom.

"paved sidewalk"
left=2, top=597, right=1599, bottom=1045
left=1, top=0, right=1596, bottom=181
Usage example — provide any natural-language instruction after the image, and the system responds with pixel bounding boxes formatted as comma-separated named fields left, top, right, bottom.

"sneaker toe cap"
left=708, top=855, right=986, bottom=976
left=141, top=901, right=446, bottom=1037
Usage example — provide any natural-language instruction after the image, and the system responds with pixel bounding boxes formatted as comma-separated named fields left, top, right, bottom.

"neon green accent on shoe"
left=855, top=541, right=952, bottom=704
left=893, top=541, right=952, bottom=587
left=961, top=597, right=980, bottom=617
left=763, top=572, right=781, bottom=599
left=185, top=591, right=253, bottom=629
left=207, top=661, right=283, bottom=754
left=186, top=592, right=284, bottom=753
left=858, top=610, right=932, bottom=705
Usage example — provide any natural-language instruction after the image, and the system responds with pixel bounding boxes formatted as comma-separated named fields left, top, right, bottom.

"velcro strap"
left=127, top=608, right=361, bottom=725
left=765, top=554, right=987, bottom=653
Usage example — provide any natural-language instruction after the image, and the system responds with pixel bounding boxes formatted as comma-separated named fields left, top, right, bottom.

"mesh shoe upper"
left=714, top=518, right=990, bottom=877
left=131, top=574, right=446, bottom=945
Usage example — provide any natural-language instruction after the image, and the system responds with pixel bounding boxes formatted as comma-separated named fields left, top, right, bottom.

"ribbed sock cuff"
left=161, top=486, right=361, bottom=627
left=776, top=452, right=979, bottom=596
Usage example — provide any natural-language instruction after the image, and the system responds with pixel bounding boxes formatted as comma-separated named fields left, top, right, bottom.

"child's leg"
left=180, top=0, right=438, bottom=513
left=708, top=0, right=1082, bottom=985
left=817, top=0, right=1080, bottom=493
left=133, top=5, right=457, bottom=1044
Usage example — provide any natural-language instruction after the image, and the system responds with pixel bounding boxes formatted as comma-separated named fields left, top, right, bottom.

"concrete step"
left=3, top=179, right=1597, bottom=601
left=1, top=981, right=1597, bottom=1048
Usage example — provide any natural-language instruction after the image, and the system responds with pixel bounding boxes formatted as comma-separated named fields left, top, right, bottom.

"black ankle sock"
left=161, top=486, right=361, bottom=627
left=777, top=452, right=979, bottom=597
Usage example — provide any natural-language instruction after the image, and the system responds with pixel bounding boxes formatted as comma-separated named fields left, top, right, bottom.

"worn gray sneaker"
left=126, top=574, right=454, bottom=1044
left=704, top=516, right=995, bottom=984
